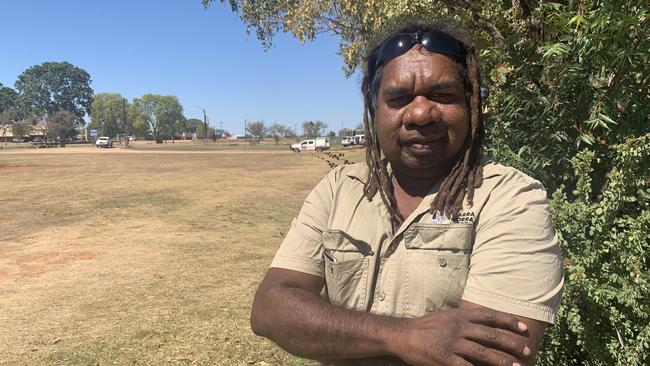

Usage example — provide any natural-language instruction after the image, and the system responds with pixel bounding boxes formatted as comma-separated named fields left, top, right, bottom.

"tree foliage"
left=11, top=120, right=31, bottom=141
left=14, top=61, right=93, bottom=122
left=542, top=135, right=649, bottom=366
left=267, top=123, right=296, bottom=140
left=246, top=120, right=265, bottom=143
left=302, top=120, right=328, bottom=138
left=46, top=110, right=77, bottom=145
left=90, top=93, right=129, bottom=138
left=205, top=0, right=650, bottom=364
left=132, top=94, right=185, bottom=142
left=0, top=83, right=18, bottom=115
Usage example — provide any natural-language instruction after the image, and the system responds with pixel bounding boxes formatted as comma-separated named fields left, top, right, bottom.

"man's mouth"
left=402, top=136, right=444, bottom=150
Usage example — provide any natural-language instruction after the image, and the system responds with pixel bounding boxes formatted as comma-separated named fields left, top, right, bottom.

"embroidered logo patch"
left=455, top=211, right=475, bottom=224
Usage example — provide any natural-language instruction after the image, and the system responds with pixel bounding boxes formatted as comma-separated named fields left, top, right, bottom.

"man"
left=251, top=20, right=564, bottom=366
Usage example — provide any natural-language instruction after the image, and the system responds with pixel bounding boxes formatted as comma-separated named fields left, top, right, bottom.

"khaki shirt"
left=271, top=161, right=564, bottom=324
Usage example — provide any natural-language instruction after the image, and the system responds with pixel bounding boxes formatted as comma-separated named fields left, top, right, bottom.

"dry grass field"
left=0, top=142, right=365, bottom=366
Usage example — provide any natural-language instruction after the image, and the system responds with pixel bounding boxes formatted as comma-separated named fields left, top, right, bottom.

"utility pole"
left=123, top=98, right=129, bottom=148
left=244, top=120, right=247, bottom=138
left=203, top=109, right=207, bottom=144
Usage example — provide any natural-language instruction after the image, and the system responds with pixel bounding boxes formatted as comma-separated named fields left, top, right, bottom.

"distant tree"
left=282, top=125, right=297, bottom=139
left=164, top=116, right=186, bottom=143
left=0, top=83, right=18, bottom=114
left=185, top=118, right=203, bottom=133
left=267, top=122, right=283, bottom=144
left=0, top=108, right=17, bottom=144
left=128, top=102, right=149, bottom=137
left=355, top=123, right=364, bottom=130
left=185, top=118, right=204, bottom=139
left=15, top=61, right=93, bottom=122
left=46, top=111, right=77, bottom=146
left=269, top=124, right=296, bottom=139
left=89, top=93, right=128, bottom=138
left=302, top=120, right=327, bottom=138
left=246, top=121, right=265, bottom=143
left=328, top=131, right=336, bottom=138
left=132, top=94, right=184, bottom=143
left=12, top=120, right=30, bottom=142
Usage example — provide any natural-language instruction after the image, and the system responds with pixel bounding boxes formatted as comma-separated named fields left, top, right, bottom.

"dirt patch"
left=9, top=250, right=98, bottom=279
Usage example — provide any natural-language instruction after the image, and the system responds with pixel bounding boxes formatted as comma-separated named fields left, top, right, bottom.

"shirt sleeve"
left=461, top=172, right=564, bottom=324
left=269, top=168, right=339, bottom=277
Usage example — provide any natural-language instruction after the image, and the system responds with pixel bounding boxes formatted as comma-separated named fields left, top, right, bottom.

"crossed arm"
left=250, top=268, right=547, bottom=366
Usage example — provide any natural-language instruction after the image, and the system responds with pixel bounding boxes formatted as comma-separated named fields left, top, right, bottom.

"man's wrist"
left=375, top=315, right=409, bottom=358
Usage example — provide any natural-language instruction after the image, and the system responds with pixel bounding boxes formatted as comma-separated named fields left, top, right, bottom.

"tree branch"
left=472, top=13, right=506, bottom=48
left=318, top=15, right=362, bottom=35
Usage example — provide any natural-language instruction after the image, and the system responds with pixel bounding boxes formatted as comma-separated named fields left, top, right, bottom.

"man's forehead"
left=381, top=48, right=462, bottom=87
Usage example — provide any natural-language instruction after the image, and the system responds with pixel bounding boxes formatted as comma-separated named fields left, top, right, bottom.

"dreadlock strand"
left=463, top=49, right=484, bottom=206
left=362, top=86, right=401, bottom=222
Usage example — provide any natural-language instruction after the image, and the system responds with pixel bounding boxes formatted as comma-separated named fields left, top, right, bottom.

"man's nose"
left=402, top=96, right=439, bottom=127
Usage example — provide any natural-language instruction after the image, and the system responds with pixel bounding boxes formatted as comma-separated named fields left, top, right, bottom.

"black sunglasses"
left=368, top=30, right=467, bottom=79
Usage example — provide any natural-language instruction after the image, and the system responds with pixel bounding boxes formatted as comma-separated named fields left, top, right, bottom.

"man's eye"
left=428, top=93, right=455, bottom=102
left=387, top=95, right=412, bottom=107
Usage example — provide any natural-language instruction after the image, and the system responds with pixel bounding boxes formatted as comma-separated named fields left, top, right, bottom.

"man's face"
left=374, top=46, right=469, bottom=179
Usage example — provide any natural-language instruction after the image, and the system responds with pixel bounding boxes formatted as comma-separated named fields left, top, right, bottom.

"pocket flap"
left=405, top=223, right=473, bottom=251
left=322, top=229, right=373, bottom=255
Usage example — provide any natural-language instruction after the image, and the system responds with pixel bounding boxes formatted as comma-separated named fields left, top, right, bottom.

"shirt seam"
left=271, top=255, right=324, bottom=273
left=462, top=285, right=556, bottom=318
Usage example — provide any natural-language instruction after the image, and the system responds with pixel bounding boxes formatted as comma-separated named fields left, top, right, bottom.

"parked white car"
left=354, top=134, right=365, bottom=145
left=291, top=138, right=330, bottom=153
left=95, top=137, right=113, bottom=148
left=341, top=136, right=353, bottom=147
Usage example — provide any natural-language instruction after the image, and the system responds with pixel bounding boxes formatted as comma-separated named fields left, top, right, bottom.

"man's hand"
left=391, top=307, right=532, bottom=366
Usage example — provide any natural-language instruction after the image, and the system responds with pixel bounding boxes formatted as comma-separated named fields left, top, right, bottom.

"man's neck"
left=392, top=170, right=440, bottom=198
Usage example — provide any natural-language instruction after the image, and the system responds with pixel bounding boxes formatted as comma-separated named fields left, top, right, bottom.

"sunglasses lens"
left=377, top=34, right=414, bottom=66
left=420, top=31, right=464, bottom=59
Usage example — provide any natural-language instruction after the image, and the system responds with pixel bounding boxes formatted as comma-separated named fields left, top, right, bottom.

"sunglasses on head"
left=368, top=30, right=467, bottom=78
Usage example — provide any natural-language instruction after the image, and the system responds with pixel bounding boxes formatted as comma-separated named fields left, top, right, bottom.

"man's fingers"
left=462, top=323, right=531, bottom=360
left=452, top=339, right=524, bottom=366
left=441, top=353, right=473, bottom=366
left=466, top=308, right=528, bottom=334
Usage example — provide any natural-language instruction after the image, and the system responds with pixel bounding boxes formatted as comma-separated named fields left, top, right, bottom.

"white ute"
left=291, top=138, right=330, bottom=153
left=95, top=136, right=113, bottom=148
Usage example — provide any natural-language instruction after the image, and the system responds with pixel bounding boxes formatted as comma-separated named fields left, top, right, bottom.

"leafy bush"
left=537, top=136, right=649, bottom=365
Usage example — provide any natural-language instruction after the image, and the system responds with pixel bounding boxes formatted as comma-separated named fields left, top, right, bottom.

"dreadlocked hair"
left=361, top=20, right=485, bottom=223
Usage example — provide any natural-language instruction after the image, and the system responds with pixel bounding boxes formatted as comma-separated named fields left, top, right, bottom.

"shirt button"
left=378, top=292, right=386, bottom=301
left=439, top=258, right=448, bottom=267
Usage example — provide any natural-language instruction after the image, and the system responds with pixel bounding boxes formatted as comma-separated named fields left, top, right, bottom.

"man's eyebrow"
left=427, top=80, right=459, bottom=90
left=382, top=86, right=409, bottom=96
left=382, top=81, right=461, bottom=96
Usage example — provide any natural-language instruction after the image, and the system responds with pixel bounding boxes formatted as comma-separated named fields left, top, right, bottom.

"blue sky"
left=0, top=0, right=364, bottom=135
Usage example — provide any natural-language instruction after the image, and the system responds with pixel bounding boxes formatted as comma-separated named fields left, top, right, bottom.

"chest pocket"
left=402, top=223, right=472, bottom=317
left=322, top=229, right=372, bottom=311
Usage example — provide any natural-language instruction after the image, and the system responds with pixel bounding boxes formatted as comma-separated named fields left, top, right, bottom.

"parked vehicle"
left=354, top=134, right=365, bottom=145
left=95, top=136, right=113, bottom=148
left=341, top=136, right=353, bottom=147
left=291, top=138, right=330, bottom=153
